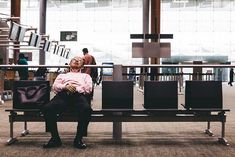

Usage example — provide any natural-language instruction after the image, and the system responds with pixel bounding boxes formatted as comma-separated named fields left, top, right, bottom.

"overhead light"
left=173, top=0, right=189, bottom=3
left=82, top=0, right=98, bottom=3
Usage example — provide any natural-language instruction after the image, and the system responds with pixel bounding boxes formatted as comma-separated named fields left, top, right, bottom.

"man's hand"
left=65, top=84, right=76, bottom=94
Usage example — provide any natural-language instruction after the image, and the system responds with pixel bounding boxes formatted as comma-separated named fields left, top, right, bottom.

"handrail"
left=123, top=64, right=234, bottom=68
left=0, top=65, right=112, bottom=69
left=0, top=64, right=234, bottom=68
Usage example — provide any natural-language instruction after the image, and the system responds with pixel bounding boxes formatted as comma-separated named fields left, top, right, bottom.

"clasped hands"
left=65, top=84, right=77, bottom=95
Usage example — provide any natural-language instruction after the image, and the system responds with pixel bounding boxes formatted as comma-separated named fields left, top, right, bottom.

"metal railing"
left=0, top=64, right=234, bottom=93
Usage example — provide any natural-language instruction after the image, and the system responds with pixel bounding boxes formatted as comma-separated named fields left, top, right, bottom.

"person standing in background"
left=34, top=67, right=48, bottom=80
left=17, top=53, right=29, bottom=80
left=228, top=68, right=234, bottom=86
left=82, top=48, right=93, bottom=75
left=82, top=48, right=97, bottom=99
left=63, top=63, right=70, bottom=73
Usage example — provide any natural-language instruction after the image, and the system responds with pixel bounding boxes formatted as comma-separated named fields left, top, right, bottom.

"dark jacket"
left=18, top=58, right=29, bottom=80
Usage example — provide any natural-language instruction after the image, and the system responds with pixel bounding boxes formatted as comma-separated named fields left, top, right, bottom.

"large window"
left=20, top=0, right=40, bottom=65
left=161, top=0, right=235, bottom=63
left=5, top=0, right=235, bottom=66
left=21, top=0, right=143, bottom=65
left=0, top=0, right=10, bottom=15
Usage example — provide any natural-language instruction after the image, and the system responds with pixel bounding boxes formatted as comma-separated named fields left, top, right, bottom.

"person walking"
left=228, top=68, right=234, bottom=86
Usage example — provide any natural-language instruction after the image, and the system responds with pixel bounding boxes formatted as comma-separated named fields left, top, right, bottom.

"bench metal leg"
left=7, top=119, right=17, bottom=145
left=113, top=122, right=122, bottom=140
left=218, top=121, right=229, bottom=146
left=7, top=138, right=18, bottom=145
left=21, top=121, right=29, bottom=136
left=218, top=138, right=229, bottom=146
left=204, top=121, right=214, bottom=136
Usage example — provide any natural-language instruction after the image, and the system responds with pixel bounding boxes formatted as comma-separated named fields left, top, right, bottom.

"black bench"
left=5, top=80, right=230, bottom=146
left=5, top=108, right=229, bottom=145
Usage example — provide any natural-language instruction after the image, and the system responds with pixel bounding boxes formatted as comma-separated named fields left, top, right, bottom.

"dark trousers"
left=41, top=91, right=92, bottom=139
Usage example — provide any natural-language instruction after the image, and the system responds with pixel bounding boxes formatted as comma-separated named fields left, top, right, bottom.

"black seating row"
left=5, top=80, right=230, bottom=146
left=103, top=80, right=224, bottom=110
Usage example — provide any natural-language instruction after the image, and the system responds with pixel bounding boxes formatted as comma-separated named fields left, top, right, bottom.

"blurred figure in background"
left=63, top=63, right=70, bottom=73
left=228, top=68, right=234, bottom=86
left=34, top=67, right=48, bottom=80
left=17, top=53, right=29, bottom=80
left=82, top=48, right=98, bottom=99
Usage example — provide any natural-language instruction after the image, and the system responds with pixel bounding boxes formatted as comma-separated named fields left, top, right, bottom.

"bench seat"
left=5, top=108, right=230, bottom=146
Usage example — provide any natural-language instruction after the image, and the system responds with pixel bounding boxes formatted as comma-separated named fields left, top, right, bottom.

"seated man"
left=41, top=56, right=92, bottom=149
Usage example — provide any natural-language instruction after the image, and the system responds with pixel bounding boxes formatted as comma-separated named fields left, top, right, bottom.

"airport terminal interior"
left=1, top=0, right=235, bottom=157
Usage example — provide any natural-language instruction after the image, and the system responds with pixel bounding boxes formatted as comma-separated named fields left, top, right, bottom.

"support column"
left=139, top=0, right=150, bottom=88
left=150, top=0, right=161, bottom=80
left=11, top=0, right=21, bottom=64
left=39, top=0, right=47, bottom=65
left=143, top=0, right=150, bottom=58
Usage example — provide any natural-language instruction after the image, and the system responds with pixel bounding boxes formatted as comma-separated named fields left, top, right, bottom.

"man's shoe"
left=43, top=137, right=62, bottom=148
left=73, top=138, right=87, bottom=149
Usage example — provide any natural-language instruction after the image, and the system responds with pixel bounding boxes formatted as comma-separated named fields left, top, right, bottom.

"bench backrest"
left=185, top=81, right=223, bottom=109
left=102, top=80, right=133, bottom=109
left=13, top=81, right=50, bottom=109
left=144, top=81, right=178, bottom=109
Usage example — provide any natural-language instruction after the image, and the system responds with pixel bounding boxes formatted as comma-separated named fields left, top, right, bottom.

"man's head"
left=69, top=56, right=84, bottom=72
left=82, top=48, right=88, bottom=55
